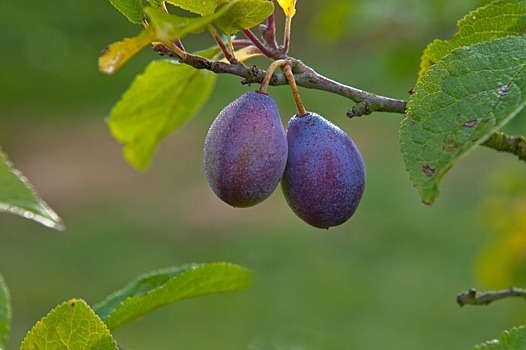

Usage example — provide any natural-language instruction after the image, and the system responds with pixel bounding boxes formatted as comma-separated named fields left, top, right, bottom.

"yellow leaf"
left=98, top=28, right=156, bottom=75
left=221, top=46, right=264, bottom=63
left=277, top=0, right=297, bottom=17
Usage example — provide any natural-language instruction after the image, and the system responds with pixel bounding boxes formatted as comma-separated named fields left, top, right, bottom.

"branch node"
left=241, top=65, right=263, bottom=85
left=347, top=101, right=372, bottom=118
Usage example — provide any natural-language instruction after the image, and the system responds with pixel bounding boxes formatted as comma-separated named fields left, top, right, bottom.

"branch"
left=242, top=29, right=278, bottom=58
left=157, top=47, right=526, bottom=163
left=457, top=287, right=526, bottom=307
left=482, top=132, right=526, bottom=162
left=171, top=50, right=407, bottom=114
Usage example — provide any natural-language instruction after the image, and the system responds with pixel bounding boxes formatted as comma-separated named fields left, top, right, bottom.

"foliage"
left=107, top=58, right=216, bottom=170
left=93, top=263, right=251, bottom=331
left=0, top=264, right=249, bottom=348
left=0, top=0, right=525, bottom=348
left=475, top=325, right=526, bottom=350
left=20, top=299, right=117, bottom=350
left=419, top=0, right=526, bottom=76
left=0, top=149, right=63, bottom=231
left=401, top=36, right=526, bottom=204
left=400, top=0, right=526, bottom=204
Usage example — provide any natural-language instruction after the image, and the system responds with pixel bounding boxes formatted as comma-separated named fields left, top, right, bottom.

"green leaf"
left=20, top=299, right=117, bottom=350
left=108, top=58, right=216, bottom=170
left=107, top=0, right=145, bottom=25
left=0, top=274, right=11, bottom=350
left=93, top=263, right=251, bottom=331
left=165, top=0, right=230, bottom=16
left=144, top=3, right=236, bottom=42
left=146, top=0, right=164, bottom=7
left=419, top=0, right=526, bottom=75
left=475, top=325, right=526, bottom=349
left=215, top=0, right=274, bottom=35
left=0, top=149, right=64, bottom=230
left=98, top=28, right=157, bottom=75
left=401, top=36, right=526, bottom=204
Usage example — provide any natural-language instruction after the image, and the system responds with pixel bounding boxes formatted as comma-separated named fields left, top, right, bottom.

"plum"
left=203, top=91, right=288, bottom=208
left=281, top=112, right=365, bottom=228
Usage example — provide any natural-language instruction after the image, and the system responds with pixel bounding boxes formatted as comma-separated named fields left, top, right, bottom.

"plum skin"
left=203, top=91, right=288, bottom=208
left=281, top=112, right=365, bottom=228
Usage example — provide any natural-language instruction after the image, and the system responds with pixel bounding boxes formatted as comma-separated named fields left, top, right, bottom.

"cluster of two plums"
left=203, top=90, right=365, bottom=229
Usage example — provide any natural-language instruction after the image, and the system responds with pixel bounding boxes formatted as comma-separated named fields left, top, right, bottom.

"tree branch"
left=156, top=47, right=526, bottom=163
left=482, top=132, right=526, bottom=162
left=457, top=287, right=526, bottom=307
left=172, top=50, right=408, bottom=114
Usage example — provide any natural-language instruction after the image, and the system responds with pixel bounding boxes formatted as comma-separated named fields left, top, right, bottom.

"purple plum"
left=204, top=91, right=288, bottom=208
left=281, top=112, right=365, bottom=228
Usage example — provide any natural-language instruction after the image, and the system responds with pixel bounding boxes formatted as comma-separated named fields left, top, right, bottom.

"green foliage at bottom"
left=20, top=299, right=117, bottom=350
left=93, top=262, right=251, bottom=331
left=475, top=325, right=526, bottom=349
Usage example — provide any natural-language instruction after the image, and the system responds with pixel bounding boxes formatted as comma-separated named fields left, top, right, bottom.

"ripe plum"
left=204, top=91, right=288, bottom=207
left=281, top=112, right=365, bottom=228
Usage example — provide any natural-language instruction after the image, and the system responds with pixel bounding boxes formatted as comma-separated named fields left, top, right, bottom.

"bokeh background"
left=2, top=0, right=526, bottom=349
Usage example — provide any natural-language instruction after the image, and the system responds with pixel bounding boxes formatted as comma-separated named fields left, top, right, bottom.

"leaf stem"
left=457, top=287, right=526, bottom=307
left=208, top=25, right=238, bottom=64
left=242, top=29, right=276, bottom=58
left=169, top=42, right=186, bottom=59
left=260, top=7, right=279, bottom=51
left=232, top=39, right=254, bottom=47
left=283, top=15, right=293, bottom=54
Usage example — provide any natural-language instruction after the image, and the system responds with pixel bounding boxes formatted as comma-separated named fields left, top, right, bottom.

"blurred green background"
left=2, top=0, right=526, bottom=349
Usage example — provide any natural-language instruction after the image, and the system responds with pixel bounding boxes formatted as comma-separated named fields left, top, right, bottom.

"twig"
left=232, top=39, right=254, bottom=47
left=171, top=50, right=407, bottom=114
left=208, top=25, right=238, bottom=64
left=457, top=287, right=526, bottom=307
left=242, top=29, right=277, bottom=58
left=482, top=132, right=526, bottom=162
left=260, top=10, right=279, bottom=51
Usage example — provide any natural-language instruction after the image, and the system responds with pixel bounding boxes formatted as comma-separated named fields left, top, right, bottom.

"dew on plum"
left=281, top=112, right=365, bottom=228
left=203, top=91, right=288, bottom=208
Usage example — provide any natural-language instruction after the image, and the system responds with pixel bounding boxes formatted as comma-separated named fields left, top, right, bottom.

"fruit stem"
left=258, top=59, right=287, bottom=94
left=259, top=60, right=306, bottom=115
left=259, top=60, right=287, bottom=94
left=282, top=63, right=306, bottom=115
